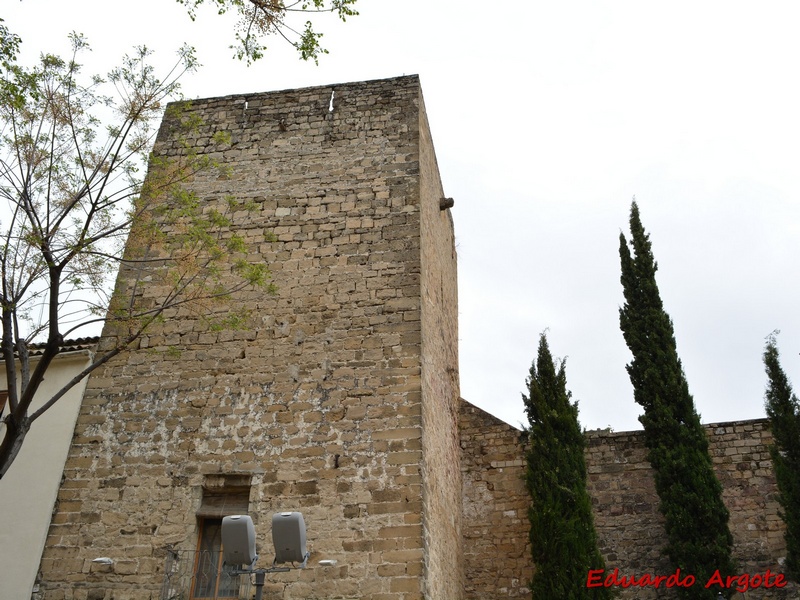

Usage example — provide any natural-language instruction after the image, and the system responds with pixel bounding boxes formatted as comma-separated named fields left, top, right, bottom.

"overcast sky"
left=6, top=1, right=800, bottom=432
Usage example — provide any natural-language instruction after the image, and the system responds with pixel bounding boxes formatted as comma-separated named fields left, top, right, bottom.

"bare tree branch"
left=0, top=35, right=274, bottom=480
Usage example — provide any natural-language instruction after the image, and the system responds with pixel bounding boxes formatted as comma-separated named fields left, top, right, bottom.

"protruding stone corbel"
left=440, top=197, right=455, bottom=210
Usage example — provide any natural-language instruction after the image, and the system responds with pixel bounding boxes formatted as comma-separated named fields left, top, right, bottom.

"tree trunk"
left=0, top=413, right=29, bottom=480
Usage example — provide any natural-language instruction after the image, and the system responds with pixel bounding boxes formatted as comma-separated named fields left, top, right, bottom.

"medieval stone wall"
left=460, top=403, right=797, bottom=600
left=587, top=419, right=796, bottom=599
left=37, top=76, right=461, bottom=600
left=418, top=96, right=464, bottom=597
left=459, top=402, right=532, bottom=599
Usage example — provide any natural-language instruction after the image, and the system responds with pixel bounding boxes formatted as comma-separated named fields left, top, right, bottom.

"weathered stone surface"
left=37, top=76, right=461, bottom=600
left=460, top=404, right=797, bottom=600
left=459, top=403, right=531, bottom=599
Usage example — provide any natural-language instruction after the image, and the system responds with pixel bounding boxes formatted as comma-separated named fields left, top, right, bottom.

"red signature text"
left=704, top=569, right=786, bottom=592
left=586, top=568, right=787, bottom=592
left=586, top=568, right=694, bottom=589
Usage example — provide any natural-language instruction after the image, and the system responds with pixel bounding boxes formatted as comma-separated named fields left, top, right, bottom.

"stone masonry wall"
left=459, top=401, right=531, bottom=599
left=418, top=95, right=463, bottom=599
left=587, top=419, right=796, bottom=599
left=460, top=403, right=796, bottom=600
left=37, top=76, right=451, bottom=600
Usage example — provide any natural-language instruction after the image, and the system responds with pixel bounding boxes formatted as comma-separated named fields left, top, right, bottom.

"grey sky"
left=6, top=0, right=799, bottom=431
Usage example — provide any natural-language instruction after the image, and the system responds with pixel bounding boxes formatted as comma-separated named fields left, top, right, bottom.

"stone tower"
left=37, top=76, right=462, bottom=600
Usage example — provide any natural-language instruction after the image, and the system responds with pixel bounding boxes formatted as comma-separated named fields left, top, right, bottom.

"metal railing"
left=160, top=549, right=253, bottom=600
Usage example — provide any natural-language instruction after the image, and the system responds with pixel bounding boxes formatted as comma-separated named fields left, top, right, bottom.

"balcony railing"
left=160, top=549, right=253, bottom=600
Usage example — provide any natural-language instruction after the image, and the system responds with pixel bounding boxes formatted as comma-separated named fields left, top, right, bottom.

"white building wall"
left=0, top=350, right=93, bottom=599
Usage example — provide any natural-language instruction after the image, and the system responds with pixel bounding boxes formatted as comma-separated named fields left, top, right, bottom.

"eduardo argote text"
left=587, top=568, right=787, bottom=593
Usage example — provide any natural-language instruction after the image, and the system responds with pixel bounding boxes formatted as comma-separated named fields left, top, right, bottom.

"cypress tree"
left=524, top=333, right=612, bottom=600
left=618, top=201, right=734, bottom=598
left=763, top=335, right=800, bottom=580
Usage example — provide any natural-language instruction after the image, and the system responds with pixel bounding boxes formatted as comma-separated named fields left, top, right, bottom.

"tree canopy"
left=177, top=0, right=359, bottom=63
left=763, top=334, right=800, bottom=580
left=0, top=0, right=362, bottom=480
left=523, top=333, right=612, bottom=599
left=619, top=200, right=734, bottom=598
left=0, top=33, right=273, bottom=479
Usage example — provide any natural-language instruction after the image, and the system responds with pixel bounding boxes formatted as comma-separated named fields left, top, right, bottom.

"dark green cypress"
left=763, top=335, right=800, bottom=581
left=524, top=333, right=612, bottom=600
left=618, top=201, right=734, bottom=598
